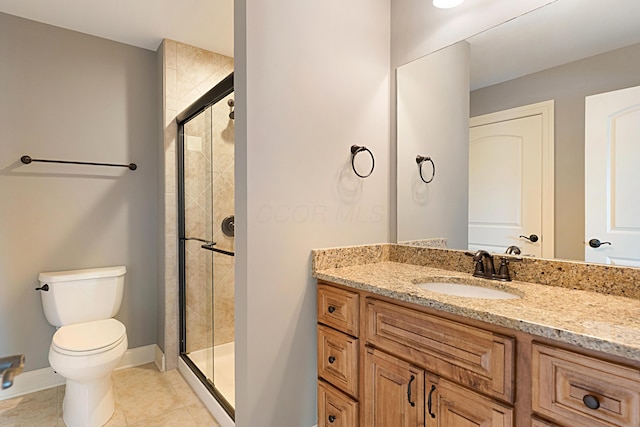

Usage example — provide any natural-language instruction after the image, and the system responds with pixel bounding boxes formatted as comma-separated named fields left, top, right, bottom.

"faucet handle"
left=505, top=245, right=521, bottom=255
left=495, top=256, right=522, bottom=281
left=464, top=251, right=486, bottom=276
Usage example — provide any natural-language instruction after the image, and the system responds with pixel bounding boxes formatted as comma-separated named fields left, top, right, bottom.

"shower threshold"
left=187, top=341, right=235, bottom=408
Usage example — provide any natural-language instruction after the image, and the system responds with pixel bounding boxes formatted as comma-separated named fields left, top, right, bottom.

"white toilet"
left=38, top=266, right=128, bottom=427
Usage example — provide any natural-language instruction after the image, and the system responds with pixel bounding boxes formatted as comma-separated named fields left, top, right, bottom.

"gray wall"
left=389, top=0, right=554, bottom=242
left=235, top=1, right=390, bottom=426
left=0, top=13, right=159, bottom=370
left=397, top=41, right=470, bottom=247
left=471, top=42, right=640, bottom=261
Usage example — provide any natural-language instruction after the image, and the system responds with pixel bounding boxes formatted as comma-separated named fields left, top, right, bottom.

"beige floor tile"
left=1, top=364, right=225, bottom=427
left=129, top=407, right=196, bottom=427
left=164, top=370, right=203, bottom=408
left=0, top=387, right=58, bottom=427
left=113, top=364, right=184, bottom=425
left=185, top=402, right=221, bottom=427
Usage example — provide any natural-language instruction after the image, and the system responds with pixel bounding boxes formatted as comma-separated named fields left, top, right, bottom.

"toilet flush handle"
left=35, top=284, right=49, bottom=291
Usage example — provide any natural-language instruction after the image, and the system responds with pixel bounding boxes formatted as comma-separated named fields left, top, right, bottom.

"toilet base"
left=63, top=375, right=115, bottom=427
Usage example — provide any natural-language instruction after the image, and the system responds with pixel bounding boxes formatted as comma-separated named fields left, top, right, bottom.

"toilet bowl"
left=49, top=319, right=127, bottom=427
left=37, top=266, right=128, bottom=427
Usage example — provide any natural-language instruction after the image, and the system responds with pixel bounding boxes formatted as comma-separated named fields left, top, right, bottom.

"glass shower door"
left=182, top=105, right=216, bottom=386
left=178, top=79, right=235, bottom=418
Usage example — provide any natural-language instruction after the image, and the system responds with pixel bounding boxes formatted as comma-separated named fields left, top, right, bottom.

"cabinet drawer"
left=318, top=283, right=359, bottom=336
left=318, top=380, right=358, bottom=427
left=318, top=325, right=358, bottom=397
left=366, top=298, right=514, bottom=402
left=532, top=343, right=640, bottom=427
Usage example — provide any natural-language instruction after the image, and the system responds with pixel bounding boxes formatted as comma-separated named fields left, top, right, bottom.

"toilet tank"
left=38, top=266, right=126, bottom=327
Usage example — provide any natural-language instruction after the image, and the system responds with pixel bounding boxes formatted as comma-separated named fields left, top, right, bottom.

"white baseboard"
left=178, top=357, right=234, bottom=427
left=0, top=366, right=64, bottom=400
left=154, top=345, right=166, bottom=372
left=0, top=344, right=160, bottom=401
left=116, top=344, right=157, bottom=370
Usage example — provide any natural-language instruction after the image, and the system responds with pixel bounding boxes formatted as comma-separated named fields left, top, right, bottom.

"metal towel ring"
left=351, top=145, right=375, bottom=178
left=416, top=155, right=435, bottom=183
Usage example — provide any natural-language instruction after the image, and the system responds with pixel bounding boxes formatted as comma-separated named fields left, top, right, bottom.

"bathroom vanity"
left=313, top=245, right=640, bottom=427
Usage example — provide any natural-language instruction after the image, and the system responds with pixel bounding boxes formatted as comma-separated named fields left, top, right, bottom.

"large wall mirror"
left=397, top=0, right=640, bottom=265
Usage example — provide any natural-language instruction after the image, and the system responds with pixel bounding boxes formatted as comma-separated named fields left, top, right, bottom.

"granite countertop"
left=313, top=261, right=640, bottom=362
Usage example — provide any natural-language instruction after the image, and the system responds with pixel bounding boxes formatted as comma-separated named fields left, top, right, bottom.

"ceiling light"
left=433, top=0, right=464, bottom=8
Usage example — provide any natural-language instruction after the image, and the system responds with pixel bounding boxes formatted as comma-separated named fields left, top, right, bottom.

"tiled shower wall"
left=161, top=39, right=234, bottom=369
left=183, top=95, right=235, bottom=352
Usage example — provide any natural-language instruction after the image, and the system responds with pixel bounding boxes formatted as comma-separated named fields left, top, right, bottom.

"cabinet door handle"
left=327, top=306, right=336, bottom=313
left=583, top=394, right=600, bottom=410
left=328, top=356, right=336, bottom=364
left=427, top=384, right=437, bottom=418
left=407, top=375, right=416, bottom=407
left=328, top=415, right=336, bottom=423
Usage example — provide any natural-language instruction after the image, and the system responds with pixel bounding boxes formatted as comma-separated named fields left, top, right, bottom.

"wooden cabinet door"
left=364, top=347, right=425, bottom=427
left=432, top=378, right=513, bottom=427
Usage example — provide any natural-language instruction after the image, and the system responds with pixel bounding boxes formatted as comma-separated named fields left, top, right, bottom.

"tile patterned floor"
left=0, top=364, right=221, bottom=426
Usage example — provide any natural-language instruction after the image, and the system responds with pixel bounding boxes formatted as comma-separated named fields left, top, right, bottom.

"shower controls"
left=222, top=215, right=235, bottom=237
left=228, top=99, right=235, bottom=120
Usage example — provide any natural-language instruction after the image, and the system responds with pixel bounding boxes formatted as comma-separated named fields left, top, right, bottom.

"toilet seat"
left=52, top=319, right=126, bottom=356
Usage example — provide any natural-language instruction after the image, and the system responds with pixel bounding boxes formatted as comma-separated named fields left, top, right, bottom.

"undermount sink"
left=416, top=282, right=521, bottom=300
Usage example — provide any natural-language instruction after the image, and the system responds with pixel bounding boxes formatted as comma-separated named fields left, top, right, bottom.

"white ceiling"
left=2, top=0, right=638, bottom=87
left=0, top=0, right=234, bottom=57
left=467, top=0, right=640, bottom=89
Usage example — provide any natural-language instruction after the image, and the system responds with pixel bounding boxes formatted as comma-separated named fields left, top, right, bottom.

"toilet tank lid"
left=38, top=266, right=126, bottom=283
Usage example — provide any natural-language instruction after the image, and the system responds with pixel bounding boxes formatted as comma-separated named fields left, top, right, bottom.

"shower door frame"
left=176, top=72, right=234, bottom=419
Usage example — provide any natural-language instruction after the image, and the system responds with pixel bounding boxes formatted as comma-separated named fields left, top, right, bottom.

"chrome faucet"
left=0, top=354, right=25, bottom=389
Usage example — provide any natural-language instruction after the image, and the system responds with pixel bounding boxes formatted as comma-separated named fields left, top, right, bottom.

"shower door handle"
left=201, top=244, right=235, bottom=257
left=182, top=237, right=216, bottom=245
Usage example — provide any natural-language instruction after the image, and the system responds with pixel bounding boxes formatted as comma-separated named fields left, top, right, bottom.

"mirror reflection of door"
left=469, top=101, right=554, bottom=257
left=585, top=85, right=640, bottom=266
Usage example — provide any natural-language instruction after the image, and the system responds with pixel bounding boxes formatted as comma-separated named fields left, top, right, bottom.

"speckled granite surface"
left=314, top=244, right=640, bottom=300
left=312, top=244, right=640, bottom=362
left=399, top=238, right=448, bottom=249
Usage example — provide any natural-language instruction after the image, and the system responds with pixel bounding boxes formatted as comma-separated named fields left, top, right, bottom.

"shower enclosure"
left=177, top=73, right=235, bottom=418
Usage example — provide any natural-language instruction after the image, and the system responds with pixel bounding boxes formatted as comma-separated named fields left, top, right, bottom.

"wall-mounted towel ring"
left=351, top=145, right=375, bottom=178
left=416, top=155, right=435, bottom=183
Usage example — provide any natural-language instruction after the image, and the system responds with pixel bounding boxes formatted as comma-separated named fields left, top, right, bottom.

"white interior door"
left=469, top=115, right=543, bottom=256
left=585, top=85, right=640, bottom=266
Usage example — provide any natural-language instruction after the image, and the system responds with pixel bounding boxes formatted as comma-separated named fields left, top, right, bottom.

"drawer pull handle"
left=328, top=356, right=336, bottom=364
left=328, top=306, right=336, bottom=313
left=427, top=384, right=437, bottom=418
left=328, top=415, right=336, bottom=423
left=583, top=394, right=600, bottom=410
left=407, top=375, right=416, bottom=407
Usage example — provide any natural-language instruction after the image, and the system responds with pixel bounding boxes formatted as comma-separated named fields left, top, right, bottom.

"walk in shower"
left=177, top=73, right=235, bottom=418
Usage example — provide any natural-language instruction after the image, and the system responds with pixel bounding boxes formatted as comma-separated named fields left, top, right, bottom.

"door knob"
left=589, top=239, right=611, bottom=248
left=519, top=234, right=539, bottom=243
